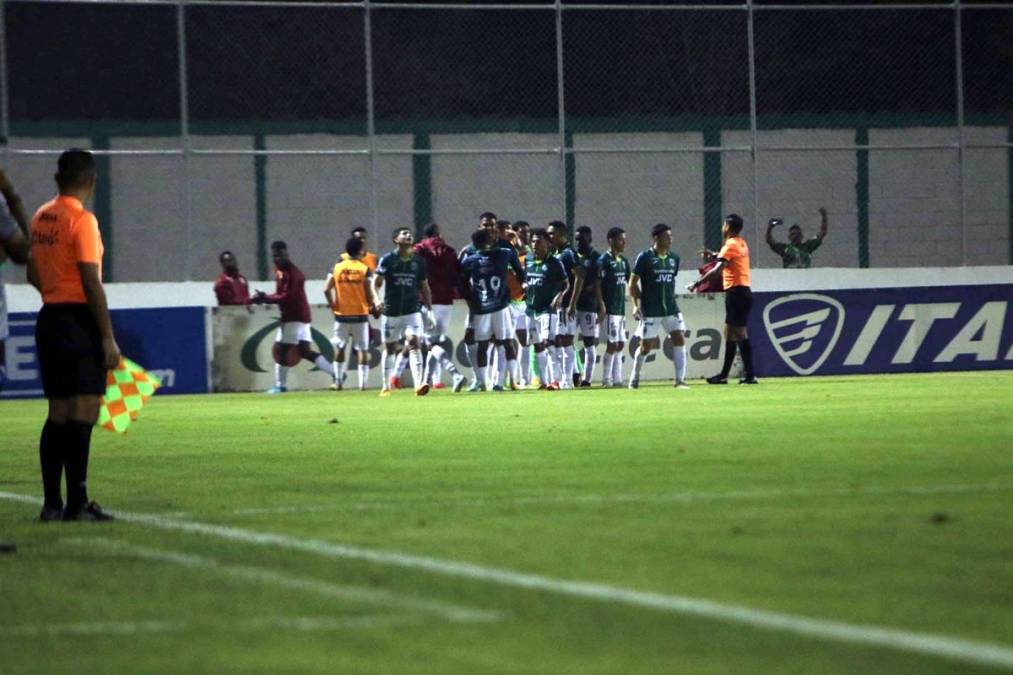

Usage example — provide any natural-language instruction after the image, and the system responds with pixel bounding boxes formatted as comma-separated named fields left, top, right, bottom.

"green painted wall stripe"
left=254, top=133, right=268, bottom=280
left=856, top=127, right=870, bottom=269
left=91, top=135, right=114, bottom=281
left=564, top=130, right=575, bottom=225
left=703, top=127, right=723, bottom=251
left=412, top=131, right=431, bottom=234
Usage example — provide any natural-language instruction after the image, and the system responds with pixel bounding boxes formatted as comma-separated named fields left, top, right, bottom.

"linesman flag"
left=97, top=357, right=161, bottom=433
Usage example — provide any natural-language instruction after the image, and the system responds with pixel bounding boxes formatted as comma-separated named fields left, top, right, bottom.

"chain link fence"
left=2, top=0, right=1011, bottom=282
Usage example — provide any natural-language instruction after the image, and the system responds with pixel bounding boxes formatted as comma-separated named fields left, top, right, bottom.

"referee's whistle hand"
left=102, top=338, right=121, bottom=370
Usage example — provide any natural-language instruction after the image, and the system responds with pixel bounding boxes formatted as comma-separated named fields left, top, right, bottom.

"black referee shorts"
left=35, top=303, right=107, bottom=398
left=725, top=286, right=753, bottom=328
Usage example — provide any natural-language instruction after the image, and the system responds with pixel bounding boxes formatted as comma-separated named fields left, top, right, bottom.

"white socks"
left=358, top=364, right=369, bottom=389
left=313, top=355, right=334, bottom=377
left=275, top=364, right=288, bottom=388
left=631, top=352, right=645, bottom=384
left=409, top=349, right=424, bottom=387
left=333, top=360, right=345, bottom=384
left=612, top=352, right=623, bottom=384
left=674, top=345, right=687, bottom=384
left=583, top=344, right=597, bottom=383
left=382, top=353, right=395, bottom=388
left=466, top=343, right=479, bottom=377
left=520, top=345, right=531, bottom=384
left=535, top=349, right=548, bottom=385
left=602, top=351, right=615, bottom=385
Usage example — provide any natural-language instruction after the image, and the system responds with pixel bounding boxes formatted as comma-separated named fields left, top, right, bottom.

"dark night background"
left=7, top=0, right=1012, bottom=127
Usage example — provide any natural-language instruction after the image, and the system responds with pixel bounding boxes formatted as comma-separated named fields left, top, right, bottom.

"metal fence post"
left=364, top=0, right=379, bottom=232
left=555, top=0, right=567, bottom=223
left=747, top=0, right=760, bottom=261
left=177, top=0, right=193, bottom=280
left=954, top=0, right=967, bottom=266
left=0, top=0, right=10, bottom=168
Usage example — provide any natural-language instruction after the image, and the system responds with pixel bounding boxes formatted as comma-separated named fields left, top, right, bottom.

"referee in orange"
left=689, top=213, right=757, bottom=384
left=29, top=149, right=119, bottom=521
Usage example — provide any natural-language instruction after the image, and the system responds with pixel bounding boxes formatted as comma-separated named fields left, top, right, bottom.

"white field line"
left=1, top=615, right=430, bottom=638
left=62, top=536, right=499, bottom=624
left=191, top=482, right=1013, bottom=518
left=3, top=491, right=1013, bottom=671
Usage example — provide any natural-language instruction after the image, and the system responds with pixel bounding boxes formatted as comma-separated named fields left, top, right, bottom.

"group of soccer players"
left=318, top=210, right=756, bottom=396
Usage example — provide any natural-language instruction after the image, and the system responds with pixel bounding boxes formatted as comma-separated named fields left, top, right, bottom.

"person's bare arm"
left=595, top=277, right=606, bottom=323
left=79, top=262, right=120, bottom=369
left=373, top=273, right=385, bottom=312
left=765, top=223, right=778, bottom=252
left=817, top=206, right=829, bottom=240
left=688, top=260, right=726, bottom=292
left=323, top=273, right=336, bottom=310
left=0, top=169, right=29, bottom=236
left=567, top=265, right=585, bottom=317
left=628, top=273, right=642, bottom=320
left=420, top=279, right=433, bottom=312
left=27, top=253, right=41, bottom=291
left=1, top=229, right=29, bottom=264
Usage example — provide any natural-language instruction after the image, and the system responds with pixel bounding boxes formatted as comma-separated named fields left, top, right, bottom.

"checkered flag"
left=97, top=358, right=162, bottom=433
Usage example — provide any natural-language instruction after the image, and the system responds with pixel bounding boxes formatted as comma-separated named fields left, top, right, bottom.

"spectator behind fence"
left=213, top=250, right=250, bottom=306
left=0, top=167, right=31, bottom=392
left=765, top=207, right=829, bottom=269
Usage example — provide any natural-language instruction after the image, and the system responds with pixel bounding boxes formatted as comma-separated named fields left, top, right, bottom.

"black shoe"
left=572, top=373, right=581, bottom=387
left=63, top=501, right=114, bottom=522
left=739, top=377, right=759, bottom=385
left=579, top=380, right=591, bottom=388
left=706, top=375, right=728, bottom=385
left=39, top=507, right=63, bottom=522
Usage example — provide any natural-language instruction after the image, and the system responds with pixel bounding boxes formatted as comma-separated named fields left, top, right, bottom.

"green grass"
left=1, top=372, right=1012, bottom=674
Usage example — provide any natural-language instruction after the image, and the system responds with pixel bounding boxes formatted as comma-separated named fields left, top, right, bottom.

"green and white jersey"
left=632, top=248, right=680, bottom=318
left=376, top=250, right=427, bottom=317
left=525, top=255, right=567, bottom=316
left=772, top=237, right=822, bottom=269
left=597, top=250, right=631, bottom=316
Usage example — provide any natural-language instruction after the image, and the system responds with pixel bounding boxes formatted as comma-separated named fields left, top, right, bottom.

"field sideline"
left=1, top=372, right=1012, bottom=674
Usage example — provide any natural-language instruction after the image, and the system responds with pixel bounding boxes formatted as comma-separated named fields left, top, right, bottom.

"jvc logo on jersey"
left=755, top=287, right=1013, bottom=376
left=763, top=294, right=845, bottom=375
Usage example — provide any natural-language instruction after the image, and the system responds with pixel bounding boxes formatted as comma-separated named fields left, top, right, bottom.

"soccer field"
left=1, top=372, right=1012, bottom=674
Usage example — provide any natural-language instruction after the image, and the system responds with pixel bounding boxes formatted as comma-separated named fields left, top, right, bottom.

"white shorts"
left=276, top=321, right=312, bottom=345
left=531, top=312, right=558, bottom=344
left=578, top=311, right=600, bottom=339
left=425, top=304, right=453, bottom=341
left=473, top=307, right=514, bottom=342
left=381, top=312, right=423, bottom=343
left=605, top=315, right=627, bottom=344
left=636, top=313, right=687, bottom=341
left=555, top=311, right=577, bottom=337
left=332, top=320, right=370, bottom=351
left=510, top=303, right=528, bottom=332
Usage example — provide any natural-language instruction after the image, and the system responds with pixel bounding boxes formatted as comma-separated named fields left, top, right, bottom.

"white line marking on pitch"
left=62, top=536, right=499, bottom=624
left=3, top=491, right=1012, bottom=670
left=1, top=615, right=432, bottom=638
left=210, top=482, right=1013, bottom=518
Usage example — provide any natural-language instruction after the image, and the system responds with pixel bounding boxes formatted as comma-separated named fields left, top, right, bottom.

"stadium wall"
left=3, top=117, right=1010, bottom=286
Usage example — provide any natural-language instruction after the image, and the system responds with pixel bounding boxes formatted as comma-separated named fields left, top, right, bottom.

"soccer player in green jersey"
left=548, top=221, right=579, bottom=388
left=375, top=227, right=434, bottom=397
left=567, top=225, right=602, bottom=387
left=595, top=227, right=631, bottom=387
left=628, top=223, right=690, bottom=389
left=524, top=228, right=569, bottom=390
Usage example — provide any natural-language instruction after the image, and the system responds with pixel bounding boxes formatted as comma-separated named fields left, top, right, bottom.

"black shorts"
left=725, top=286, right=753, bottom=328
left=35, top=304, right=107, bottom=398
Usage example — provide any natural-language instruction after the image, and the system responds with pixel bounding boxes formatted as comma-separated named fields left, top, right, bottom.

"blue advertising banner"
left=2, top=306, right=208, bottom=398
left=750, top=284, right=1013, bottom=376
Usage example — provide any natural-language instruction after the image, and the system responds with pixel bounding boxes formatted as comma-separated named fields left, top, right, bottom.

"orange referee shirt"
left=30, top=195, right=103, bottom=304
left=718, top=236, right=751, bottom=290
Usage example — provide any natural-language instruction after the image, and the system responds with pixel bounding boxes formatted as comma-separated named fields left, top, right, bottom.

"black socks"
left=739, top=339, right=754, bottom=380
left=39, top=420, right=66, bottom=510
left=720, top=340, right=738, bottom=378
left=64, top=420, right=94, bottom=510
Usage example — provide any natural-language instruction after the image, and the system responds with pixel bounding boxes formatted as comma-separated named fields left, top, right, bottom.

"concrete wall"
left=3, top=126, right=1009, bottom=285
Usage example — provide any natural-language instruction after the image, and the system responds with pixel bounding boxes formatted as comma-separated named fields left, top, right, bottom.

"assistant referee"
left=29, top=149, right=119, bottom=521
left=689, top=213, right=758, bottom=384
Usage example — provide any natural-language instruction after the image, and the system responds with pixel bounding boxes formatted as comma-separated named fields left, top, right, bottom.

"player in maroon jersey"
left=252, top=241, right=334, bottom=392
left=213, top=251, right=251, bottom=306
